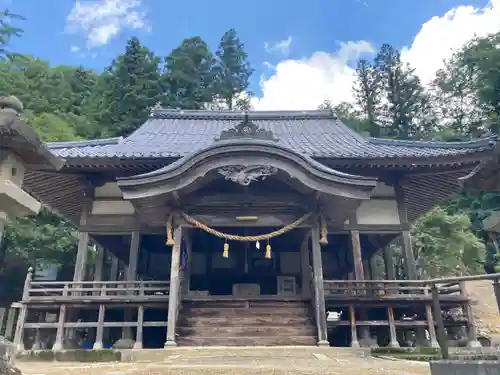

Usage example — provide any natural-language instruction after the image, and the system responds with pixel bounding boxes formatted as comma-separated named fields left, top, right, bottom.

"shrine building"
left=4, top=101, right=498, bottom=350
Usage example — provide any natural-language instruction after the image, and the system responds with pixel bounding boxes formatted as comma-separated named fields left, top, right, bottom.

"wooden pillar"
left=4, top=308, right=16, bottom=340
left=134, top=305, right=144, bottom=349
left=13, top=267, right=33, bottom=351
left=122, top=231, right=140, bottom=341
left=182, top=229, right=192, bottom=296
left=311, top=225, right=329, bottom=346
left=350, top=230, right=364, bottom=281
left=52, top=284, right=69, bottom=351
left=0, top=212, right=6, bottom=255
left=387, top=305, right=399, bottom=348
left=382, top=246, right=396, bottom=280
left=0, top=307, right=5, bottom=335
left=493, top=279, right=500, bottom=314
left=459, top=281, right=481, bottom=348
left=363, top=259, right=371, bottom=280
left=165, top=226, right=182, bottom=347
left=109, top=254, right=119, bottom=282
left=73, top=232, right=90, bottom=282
left=423, top=288, right=439, bottom=348
left=126, top=232, right=140, bottom=282
left=431, top=284, right=449, bottom=359
left=93, top=246, right=104, bottom=282
left=369, top=254, right=378, bottom=280
left=349, top=305, right=360, bottom=348
left=395, top=182, right=417, bottom=280
left=300, top=231, right=312, bottom=298
left=32, top=312, right=45, bottom=350
left=93, top=285, right=106, bottom=350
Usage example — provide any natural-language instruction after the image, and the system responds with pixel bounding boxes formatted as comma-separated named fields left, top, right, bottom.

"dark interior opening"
left=189, top=227, right=305, bottom=296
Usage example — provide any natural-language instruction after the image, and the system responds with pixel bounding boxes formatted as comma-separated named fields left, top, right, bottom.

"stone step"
left=177, top=325, right=317, bottom=337
left=119, top=347, right=370, bottom=362
left=179, top=315, right=313, bottom=326
left=177, top=335, right=318, bottom=347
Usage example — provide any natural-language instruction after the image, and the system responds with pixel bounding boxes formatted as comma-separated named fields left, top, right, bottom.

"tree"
left=97, top=37, right=163, bottom=137
left=0, top=9, right=24, bottom=59
left=214, top=29, right=253, bottom=110
left=163, top=37, right=216, bottom=110
left=411, top=207, right=486, bottom=278
left=353, top=59, right=382, bottom=136
left=374, top=44, right=434, bottom=139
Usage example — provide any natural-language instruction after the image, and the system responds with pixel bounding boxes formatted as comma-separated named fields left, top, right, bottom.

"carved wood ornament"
left=215, top=113, right=278, bottom=142
left=218, top=165, right=278, bottom=186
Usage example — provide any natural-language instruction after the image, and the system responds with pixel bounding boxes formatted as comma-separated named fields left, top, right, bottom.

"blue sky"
left=5, top=0, right=500, bottom=109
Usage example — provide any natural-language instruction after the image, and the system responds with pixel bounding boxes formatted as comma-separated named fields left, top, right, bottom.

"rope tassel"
left=223, top=241, right=229, bottom=258
left=265, top=242, right=272, bottom=259
left=319, top=214, right=329, bottom=245
left=166, top=215, right=175, bottom=246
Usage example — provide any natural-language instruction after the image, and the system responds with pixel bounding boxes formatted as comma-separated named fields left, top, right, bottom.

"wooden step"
left=178, top=325, right=316, bottom=337
left=177, top=335, right=318, bottom=347
left=183, top=307, right=312, bottom=316
left=183, top=300, right=310, bottom=309
left=179, top=315, right=312, bottom=326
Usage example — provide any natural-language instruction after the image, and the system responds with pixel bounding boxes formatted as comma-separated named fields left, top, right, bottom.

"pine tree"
left=353, top=59, right=382, bottom=137
left=98, top=37, right=163, bottom=137
left=0, top=9, right=24, bottom=59
left=163, top=37, right=216, bottom=110
left=374, top=44, right=433, bottom=139
left=214, top=29, right=253, bottom=109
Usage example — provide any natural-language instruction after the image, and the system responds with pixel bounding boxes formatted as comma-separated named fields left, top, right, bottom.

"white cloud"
left=401, top=0, right=500, bottom=85
left=253, top=41, right=375, bottom=110
left=70, top=45, right=80, bottom=53
left=253, top=0, right=500, bottom=110
left=264, top=37, right=293, bottom=56
left=65, top=0, right=149, bottom=49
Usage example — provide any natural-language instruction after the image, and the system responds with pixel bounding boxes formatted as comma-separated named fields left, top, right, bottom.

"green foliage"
left=163, top=36, right=217, bottom=110
left=214, top=29, right=254, bottom=109
left=0, top=10, right=24, bottom=59
left=96, top=37, right=163, bottom=137
left=374, top=44, right=434, bottom=139
left=412, top=207, right=486, bottom=278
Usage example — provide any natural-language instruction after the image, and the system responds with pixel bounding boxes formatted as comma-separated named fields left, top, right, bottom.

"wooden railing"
left=25, top=280, right=170, bottom=302
left=323, top=279, right=462, bottom=298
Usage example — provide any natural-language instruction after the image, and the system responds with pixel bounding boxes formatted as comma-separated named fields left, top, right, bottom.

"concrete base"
left=133, top=341, right=143, bottom=349
left=467, top=340, right=483, bottom=349
left=113, top=338, right=135, bottom=349
left=51, top=342, right=63, bottom=352
left=92, top=341, right=103, bottom=350
left=430, top=360, right=500, bottom=375
left=350, top=340, right=360, bottom=348
left=388, top=340, right=400, bottom=348
left=428, top=340, right=440, bottom=349
left=164, top=340, right=178, bottom=348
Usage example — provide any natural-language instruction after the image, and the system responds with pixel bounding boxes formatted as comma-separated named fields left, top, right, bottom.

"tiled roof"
left=47, top=109, right=497, bottom=160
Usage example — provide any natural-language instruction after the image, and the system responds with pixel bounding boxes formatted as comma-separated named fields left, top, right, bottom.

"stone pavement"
left=17, top=347, right=432, bottom=375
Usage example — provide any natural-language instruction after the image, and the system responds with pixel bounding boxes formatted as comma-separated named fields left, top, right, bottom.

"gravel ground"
left=17, top=348, right=432, bottom=375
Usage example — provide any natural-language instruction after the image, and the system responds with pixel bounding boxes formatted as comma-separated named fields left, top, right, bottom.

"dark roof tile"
left=46, top=109, right=496, bottom=160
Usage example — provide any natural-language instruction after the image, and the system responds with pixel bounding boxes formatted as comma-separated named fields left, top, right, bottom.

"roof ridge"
left=47, top=137, right=123, bottom=149
left=368, top=136, right=497, bottom=149
left=149, top=108, right=336, bottom=121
